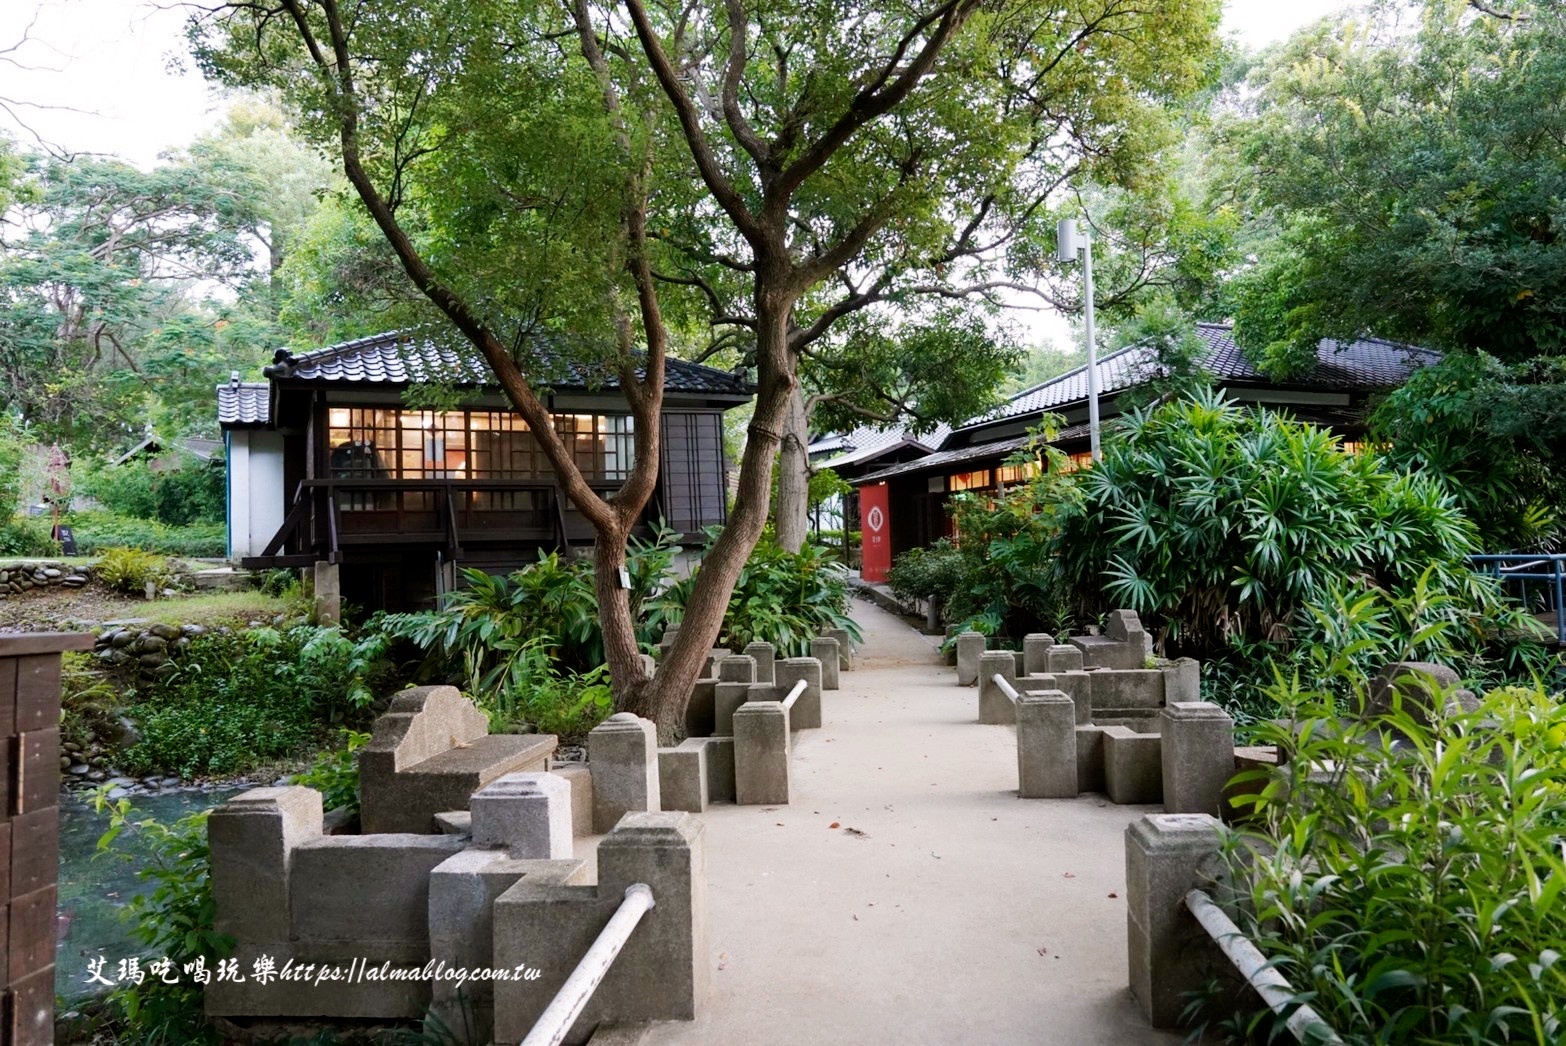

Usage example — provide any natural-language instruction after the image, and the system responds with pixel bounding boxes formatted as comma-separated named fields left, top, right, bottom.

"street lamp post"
left=1057, top=217, right=1100, bottom=462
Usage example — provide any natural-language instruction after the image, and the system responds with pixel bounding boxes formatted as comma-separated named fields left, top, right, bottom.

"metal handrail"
left=1469, top=553, right=1566, bottom=643
left=1185, top=889, right=1344, bottom=1045
left=521, top=883, right=656, bottom=1046
left=992, top=674, right=1020, bottom=704
left=781, top=677, right=808, bottom=711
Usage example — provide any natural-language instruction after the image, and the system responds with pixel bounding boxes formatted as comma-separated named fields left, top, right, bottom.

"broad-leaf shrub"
left=289, top=729, right=371, bottom=815
left=663, top=536, right=862, bottom=656
left=1212, top=661, right=1566, bottom=1043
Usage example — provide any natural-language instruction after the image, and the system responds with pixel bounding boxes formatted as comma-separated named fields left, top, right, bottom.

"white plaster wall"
left=227, top=431, right=286, bottom=559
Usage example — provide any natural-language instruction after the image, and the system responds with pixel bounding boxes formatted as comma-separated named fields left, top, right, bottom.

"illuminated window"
left=326, top=408, right=634, bottom=483
left=995, top=461, right=1041, bottom=486
left=949, top=469, right=992, bottom=492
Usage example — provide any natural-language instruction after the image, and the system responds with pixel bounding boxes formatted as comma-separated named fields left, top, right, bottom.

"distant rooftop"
left=963, top=323, right=1440, bottom=432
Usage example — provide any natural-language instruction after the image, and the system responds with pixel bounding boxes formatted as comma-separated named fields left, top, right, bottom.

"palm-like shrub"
left=1056, top=390, right=1530, bottom=663
left=662, top=536, right=861, bottom=657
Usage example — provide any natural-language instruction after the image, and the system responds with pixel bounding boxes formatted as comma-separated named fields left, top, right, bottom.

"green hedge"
left=64, top=512, right=226, bottom=557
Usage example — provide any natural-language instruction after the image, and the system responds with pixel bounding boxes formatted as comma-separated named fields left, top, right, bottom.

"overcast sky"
left=2, top=0, right=1352, bottom=167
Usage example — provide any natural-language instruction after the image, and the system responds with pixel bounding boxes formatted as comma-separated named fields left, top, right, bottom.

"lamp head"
left=1056, top=217, right=1081, bottom=262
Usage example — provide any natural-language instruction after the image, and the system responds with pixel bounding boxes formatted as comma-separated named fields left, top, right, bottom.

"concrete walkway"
left=645, top=598, right=1178, bottom=1046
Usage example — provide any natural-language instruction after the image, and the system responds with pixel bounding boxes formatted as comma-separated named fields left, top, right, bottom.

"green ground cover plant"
left=122, top=625, right=383, bottom=777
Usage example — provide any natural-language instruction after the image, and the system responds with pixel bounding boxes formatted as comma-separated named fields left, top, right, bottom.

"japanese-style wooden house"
left=847, top=323, right=1441, bottom=581
left=218, top=330, right=750, bottom=610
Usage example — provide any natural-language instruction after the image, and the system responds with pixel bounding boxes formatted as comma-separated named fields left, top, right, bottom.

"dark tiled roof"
left=263, top=330, right=752, bottom=397
left=217, top=382, right=272, bottom=427
left=808, top=421, right=952, bottom=470
left=856, top=432, right=1042, bottom=485
left=964, top=323, right=1440, bottom=431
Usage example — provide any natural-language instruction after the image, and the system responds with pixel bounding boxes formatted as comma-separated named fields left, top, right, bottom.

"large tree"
left=1216, top=0, right=1566, bottom=546
left=0, top=153, right=265, bottom=444
left=191, top=0, right=1219, bottom=740
left=1223, top=0, right=1566, bottom=372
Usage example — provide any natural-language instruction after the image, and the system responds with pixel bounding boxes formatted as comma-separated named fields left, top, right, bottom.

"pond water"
left=56, top=788, right=240, bottom=1005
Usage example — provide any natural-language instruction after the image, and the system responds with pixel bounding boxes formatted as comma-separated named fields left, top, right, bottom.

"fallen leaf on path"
left=1037, top=947, right=1048, bottom=956
left=1107, top=892, right=1118, bottom=899
left=845, top=827, right=868, bottom=838
left=829, top=821, right=841, bottom=829
left=1063, top=872, right=1076, bottom=878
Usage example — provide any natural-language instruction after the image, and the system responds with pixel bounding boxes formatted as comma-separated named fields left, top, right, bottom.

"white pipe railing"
left=781, top=677, right=808, bottom=711
left=521, top=883, right=656, bottom=1046
left=1185, top=889, right=1343, bottom=1045
left=992, top=674, right=1020, bottom=704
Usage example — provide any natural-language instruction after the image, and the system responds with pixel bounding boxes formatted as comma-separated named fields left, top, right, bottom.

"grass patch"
left=129, top=591, right=296, bottom=627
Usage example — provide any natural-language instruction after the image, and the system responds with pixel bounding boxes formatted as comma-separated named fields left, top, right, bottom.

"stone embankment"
left=0, top=562, right=90, bottom=596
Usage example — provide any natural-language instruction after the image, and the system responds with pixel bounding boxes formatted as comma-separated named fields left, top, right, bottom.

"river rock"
left=109, top=716, right=141, bottom=747
left=43, top=567, right=61, bottom=579
left=137, top=635, right=168, bottom=653
left=68, top=764, right=90, bottom=776
left=110, top=630, right=136, bottom=648
left=181, top=623, right=206, bottom=637
left=149, top=622, right=181, bottom=641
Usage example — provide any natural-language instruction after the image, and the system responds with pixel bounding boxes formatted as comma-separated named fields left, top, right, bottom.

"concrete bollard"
left=1076, top=725, right=1106, bottom=793
left=714, top=681, right=751, bottom=736
left=469, top=772, right=573, bottom=859
left=743, top=641, right=776, bottom=684
left=685, top=676, right=718, bottom=738
left=208, top=787, right=324, bottom=945
left=718, top=654, right=757, bottom=683
left=700, top=736, right=736, bottom=803
left=1161, top=658, right=1201, bottom=704
left=955, top=631, right=986, bottom=686
left=492, top=812, right=708, bottom=1042
left=1160, top=702, right=1235, bottom=817
left=732, top=702, right=791, bottom=805
left=1022, top=633, right=1056, bottom=676
left=1125, top=814, right=1226, bottom=1028
left=1017, top=691, right=1078, bottom=799
left=824, top=627, right=854, bottom=670
left=659, top=742, right=710, bottom=813
left=811, top=636, right=841, bottom=691
left=587, top=713, right=661, bottom=833
left=774, top=657, right=823, bottom=729
left=1104, top=727, right=1163, bottom=805
left=977, top=650, right=1018, bottom=725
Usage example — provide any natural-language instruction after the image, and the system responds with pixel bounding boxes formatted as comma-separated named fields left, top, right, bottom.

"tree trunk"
left=773, top=384, right=811, bottom=553
left=592, top=524, right=646, bottom=706
left=635, top=294, right=798, bottom=743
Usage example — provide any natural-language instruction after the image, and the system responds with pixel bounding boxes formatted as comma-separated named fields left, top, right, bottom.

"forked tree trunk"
left=629, top=298, right=798, bottom=743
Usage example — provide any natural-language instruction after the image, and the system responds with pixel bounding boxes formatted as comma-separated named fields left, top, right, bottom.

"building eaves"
left=263, top=329, right=753, bottom=398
